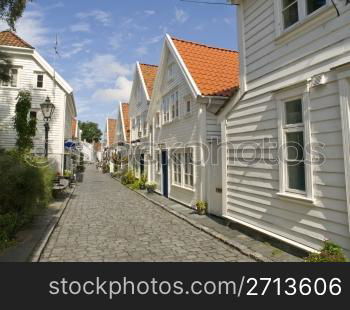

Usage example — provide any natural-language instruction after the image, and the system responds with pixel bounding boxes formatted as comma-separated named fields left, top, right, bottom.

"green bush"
left=121, top=170, right=136, bottom=185
left=305, top=241, right=348, bottom=262
left=0, top=151, right=55, bottom=250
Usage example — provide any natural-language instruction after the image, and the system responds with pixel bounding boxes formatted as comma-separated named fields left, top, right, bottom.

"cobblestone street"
left=40, top=166, right=254, bottom=262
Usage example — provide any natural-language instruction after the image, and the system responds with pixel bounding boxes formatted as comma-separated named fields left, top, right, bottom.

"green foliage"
left=139, top=174, right=147, bottom=189
left=0, top=150, right=55, bottom=250
left=64, top=170, right=73, bottom=177
left=0, top=50, right=12, bottom=83
left=121, top=170, right=136, bottom=185
left=79, top=121, right=102, bottom=143
left=13, top=90, right=36, bottom=152
left=0, top=0, right=32, bottom=31
left=305, top=241, right=348, bottom=263
left=195, top=200, right=208, bottom=215
left=102, top=163, right=109, bottom=174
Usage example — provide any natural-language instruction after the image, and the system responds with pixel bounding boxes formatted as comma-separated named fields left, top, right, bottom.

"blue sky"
left=1, top=0, right=238, bottom=130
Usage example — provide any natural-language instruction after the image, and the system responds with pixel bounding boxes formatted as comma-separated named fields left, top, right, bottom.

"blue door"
left=161, top=150, right=168, bottom=197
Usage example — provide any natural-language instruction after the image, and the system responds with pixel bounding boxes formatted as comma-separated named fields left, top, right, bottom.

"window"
left=280, top=0, right=328, bottom=30
left=155, top=112, right=160, bottom=128
left=171, top=91, right=179, bottom=119
left=307, top=0, right=326, bottom=15
left=184, top=149, right=194, bottom=187
left=173, top=152, right=182, bottom=185
left=162, top=97, right=170, bottom=123
left=143, top=119, right=147, bottom=136
left=36, top=73, right=44, bottom=88
left=29, top=111, right=37, bottom=120
left=283, top=99, right=306, bottom=193
left=156, top=151, right=161, bottom=173
left=282, top=0, right=299, bottom=29
left=185, top=98, right=191, bottom=114
left=2, top=68, right=18, bottom=87
left=168, top=63, right=175, bottom=82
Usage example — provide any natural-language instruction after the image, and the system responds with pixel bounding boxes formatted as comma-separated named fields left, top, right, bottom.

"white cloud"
left=92, top=76, right=132, bottom=104
left=144, top=10, right=156, bottom=16
left=135, top=46, right=148, bottom=56
left=175, top=8, right=189, bottom=24
left=6, top=9, right=51, bottom=48
left=71, top=54, right=133, bottom=91
left=224, top=18, right=233, bottom=25
left=61, top=40, right=92, bottom=59
left=76, top=10, right=112, bottom=26
left=70, top=22, right=90, bottom=32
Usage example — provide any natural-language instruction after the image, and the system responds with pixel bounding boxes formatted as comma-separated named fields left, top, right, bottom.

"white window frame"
left=162, top=97, right=170, bottom=124
left=2, top=68, right=19, bottom=88
left=172, top=151, right=182, bottom=185
left=276, top=86, right=313, bottom=203
left=275, top=0, right=331, bottom=36
left=167, top=62, right=175, bottom=82
left=171, top=91, right=180, bottom=120
left=184, top=148, right=194, bottom=189
left=155, top=112, right=161, bottom=128
left=184, top=95, right=192, bottom=115
left=35, top=72, right=45, bottom=89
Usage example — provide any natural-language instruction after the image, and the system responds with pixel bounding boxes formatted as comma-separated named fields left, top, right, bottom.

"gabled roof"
left=0, top=30, right=34, bottom=49
left=171, top=36, right=239, bottom=97
left=120, top=103, right=130, bottom=143
left=106, top=118, right=117, bottom=147
left=139, top=63, right=158, bottom=99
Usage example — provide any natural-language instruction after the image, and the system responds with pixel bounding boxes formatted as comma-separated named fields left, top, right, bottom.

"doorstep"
left=113, top=177, right=303, bottom=262
left=0, top=186, right=75, bottom=262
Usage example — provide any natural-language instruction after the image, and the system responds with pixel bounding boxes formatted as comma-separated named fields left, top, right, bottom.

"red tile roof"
left=107, top=118, right=117, bottom=146
left=121, top=103, right=130, bottom=143
left=0, top=30, right=34, bottom=49
left=71, top=118, right=78, bottom=139
left=139, top=63, right=158, bottom=98
left=171, top=37, right=239, bottom=97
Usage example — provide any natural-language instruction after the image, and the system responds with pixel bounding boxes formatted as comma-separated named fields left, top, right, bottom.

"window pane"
left=307, top=0, right=326, bottom=14
left=287, top=161, right=306, bottom=191
left=283, top=1, right=299, bottom=29
left=285, top=99, right=303, bottom=124
left=37, top=74, right=43, bottom=88
left=286, top=132, right=304, bottom=160
left=11, top=69, right=18, bottom=87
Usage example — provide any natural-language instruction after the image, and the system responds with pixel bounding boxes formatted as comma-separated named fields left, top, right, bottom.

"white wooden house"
left=222, top=0, right=350, bottom=256
left=104, top=117, right=117, bottom=173
left=148, top=35, right=239, bottom=214
left=116, top=102, right=130, bottom=169
left=128, top=62, right=158, bottom=178
left=0, top=30, right=77, bottom=174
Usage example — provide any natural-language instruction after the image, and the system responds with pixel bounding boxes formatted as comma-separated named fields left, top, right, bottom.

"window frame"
left=35, top=72, right=45, bottom=89
left=275, top=0, right=331, bottom=35
left=276, top=87, right=313, bottom=202
left=2, top=68, right=19, bottom=88
left=184, top=148, right=194, bottom=189
left=172, top=151, right=182, bottom=185
left=156, top=151, right=161, bottom=174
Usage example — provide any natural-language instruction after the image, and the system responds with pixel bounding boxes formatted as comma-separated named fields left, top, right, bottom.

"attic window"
left=168, top=63, right=175, bottom=82
left=2, top=68, right=18, bottom=88
left=36, top=73, right=44, bottom=88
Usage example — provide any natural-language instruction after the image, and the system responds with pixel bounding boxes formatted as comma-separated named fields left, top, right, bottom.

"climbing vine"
left=13, top=90, right=36, bottom=152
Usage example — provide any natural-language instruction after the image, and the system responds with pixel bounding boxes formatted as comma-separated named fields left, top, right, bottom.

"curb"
left=112, top=177, right=271, bottom=262
left=29, top=186, right=76, bottom=262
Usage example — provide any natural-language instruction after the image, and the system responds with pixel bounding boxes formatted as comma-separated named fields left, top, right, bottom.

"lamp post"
left=40, top=96, right=55, bottom=158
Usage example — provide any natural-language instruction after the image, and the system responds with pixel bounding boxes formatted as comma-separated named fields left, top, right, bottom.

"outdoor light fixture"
left=40, top=96, right=55, bottom=158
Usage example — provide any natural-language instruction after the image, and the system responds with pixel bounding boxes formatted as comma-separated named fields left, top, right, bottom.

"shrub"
left=121, top=170, right=136, bottom=185
left=145, top=182, right=157, bottom=192
left=0, top=151, right=55, bottom=250
left=195, top=200, right=208, bottom=215
left=305, top=241, right=348, bottom=262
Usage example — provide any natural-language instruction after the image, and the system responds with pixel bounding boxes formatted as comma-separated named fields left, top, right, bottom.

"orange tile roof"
left=171, top=37, right=239, bottom=97
left=71, top=118, right=78, bottom=139
left=139, top=64, right=158, bottom=98
left=0, top=30, right=34, bottom=49
left=107, top=118, right=117, bottom=146
left=121, top=103, right=130, bottom=143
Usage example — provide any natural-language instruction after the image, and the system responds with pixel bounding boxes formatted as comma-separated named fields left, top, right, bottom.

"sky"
left=0, top=0, right=238, bottom=130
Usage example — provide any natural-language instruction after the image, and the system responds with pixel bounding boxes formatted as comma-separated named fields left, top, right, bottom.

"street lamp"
left=40, top=96, right=55, bottom=158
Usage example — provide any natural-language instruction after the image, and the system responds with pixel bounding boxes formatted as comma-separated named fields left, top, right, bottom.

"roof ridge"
left=0, top=30, right=34, bottom=49
left=139, top=63, right=158, bottom=68
left=171, top=36, right=238, bottom=53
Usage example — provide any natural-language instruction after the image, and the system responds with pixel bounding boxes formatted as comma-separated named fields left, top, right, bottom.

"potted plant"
left=139, top=174, right=147, bottom=190
left=145, top=181, right=157, bottom=193
left=195, top=200, right=208, bottom=215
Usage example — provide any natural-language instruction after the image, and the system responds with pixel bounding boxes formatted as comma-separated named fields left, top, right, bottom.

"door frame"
left=161, top=149, right=169, bottom=198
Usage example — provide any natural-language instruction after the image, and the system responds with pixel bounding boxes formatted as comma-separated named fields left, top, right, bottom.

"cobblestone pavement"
left=40, top=166, right=255, bottom=262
